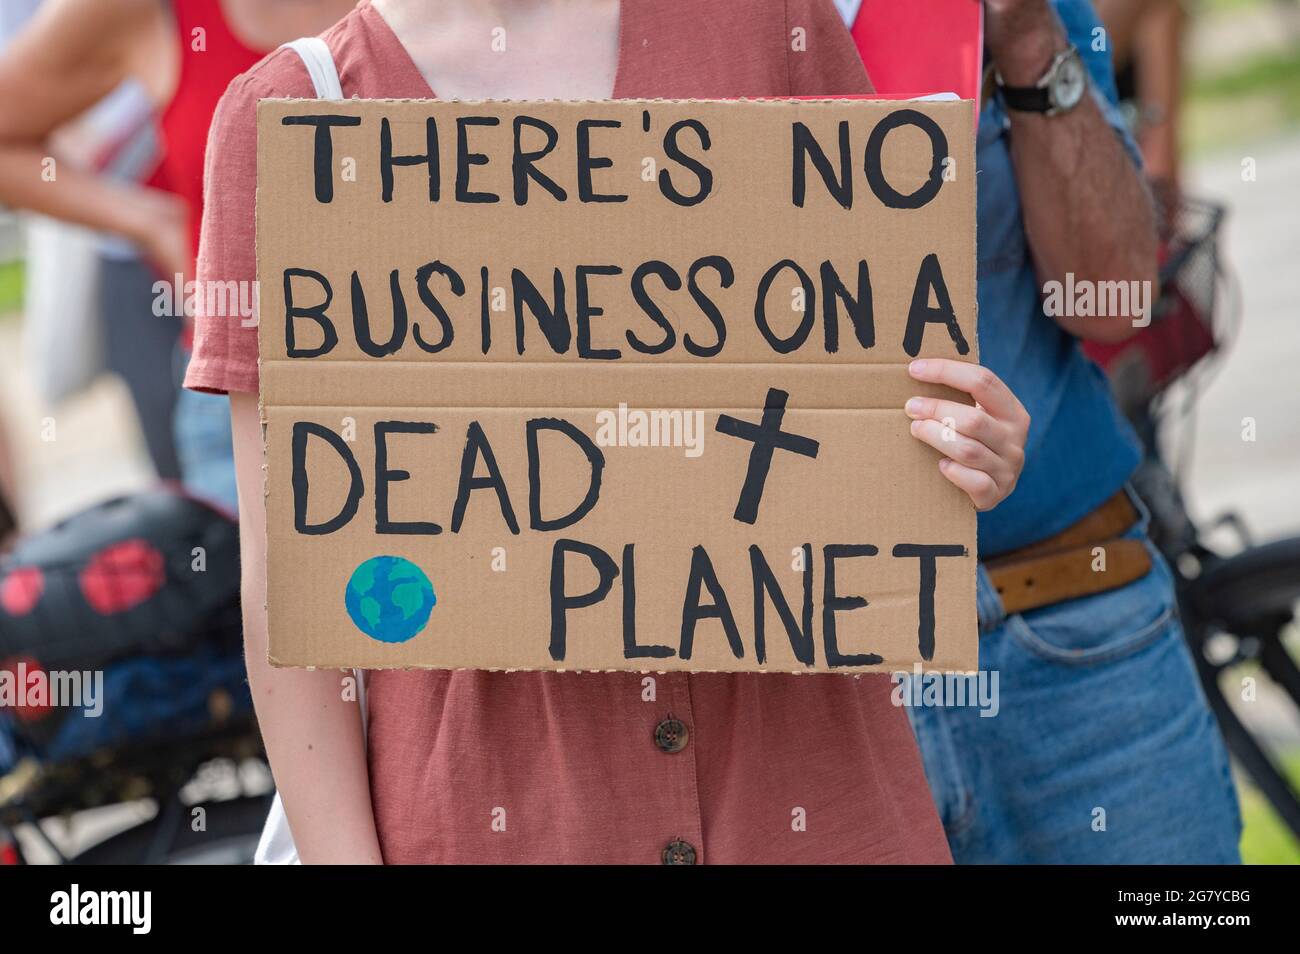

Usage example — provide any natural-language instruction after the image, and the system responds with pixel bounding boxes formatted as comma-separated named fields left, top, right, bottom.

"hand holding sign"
left=905, top=358, right=1029, bottom=511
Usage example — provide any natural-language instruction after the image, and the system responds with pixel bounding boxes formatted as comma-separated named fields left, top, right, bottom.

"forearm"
left=994, top=4, right=1158, bottom=341
left=243, top=595, right=384, bottom=864
left=1009, top=94, right=1156, bottom=290
left=0, top=143, right=159, bottom=242
left=231, top=392, right=383, bottom=864
left=1133, top=0, right=1185, bottom=185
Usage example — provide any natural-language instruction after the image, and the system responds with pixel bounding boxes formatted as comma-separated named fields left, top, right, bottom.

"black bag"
left=0, top=485, right=15, bottom=547
left=0, top=490, right=241, bottom=672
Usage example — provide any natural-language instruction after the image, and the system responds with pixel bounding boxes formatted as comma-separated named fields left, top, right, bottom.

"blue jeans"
left=909, top=488, right=1242, bottom=863
left=173, top=349, right=239, bottom=516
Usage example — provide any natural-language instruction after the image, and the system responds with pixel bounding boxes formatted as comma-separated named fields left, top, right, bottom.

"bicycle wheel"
left=1183, top=535, right=1300, bottom=839
left=1190, top=535, right=1300, bottom=634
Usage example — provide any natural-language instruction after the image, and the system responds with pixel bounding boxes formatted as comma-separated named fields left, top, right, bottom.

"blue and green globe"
left=344, top=556, right=436, bottom=644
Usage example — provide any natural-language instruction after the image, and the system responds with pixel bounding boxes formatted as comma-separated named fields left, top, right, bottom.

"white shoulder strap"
left=281, top=36, right=344, bottom=100
left=256, top=33, right=359, bottom=870
left=281, top=33, right=366, bottom=734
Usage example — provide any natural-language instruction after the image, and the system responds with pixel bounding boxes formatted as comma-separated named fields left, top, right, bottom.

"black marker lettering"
left=684, top=255, right=732, bottom=358
left=291, top=421, right=362, bottom=535
left=549, top=539, right=618, bottom=661
left=715, top=388, right=820, bottom=525
left=754, top=260, right=816, bottom=355
left=412, top=260, right=461, bottom=353
left=527, top=418, right=605, bottom=531
left=451, top=421, right=519, bottom=534
left=903, top=253, right=969, bottom=357
left=575, top=264, right=623, bottom=360
left=892, top=544, right=966, bottom=660
left=622, top=544, right=674, bottom=659
left=456, top=116, right=501, bottom=203
left=351, top=269, right=407, bottom=358
left=659, top=119, right=713, bottom=206
left=374, top=421, right=441, bottom=535
left=281, top=114, right=362, bottom=203
left=864, top=108, right=948, bottom=210
left=576, top=119, right=627, bottom=203
left=821, top=259, right=874, bottom=353
left=792, top=120, right=851, bottom=209
left=750, top=544, right=815, bottom=666
left=822, top=544, right=884, bottom=668
left=513, top=115, right=566, bottom=204
left=627, top=260, right=680, bottom=355
left=380, top=116, right=439, bottom=202
left=283, top=268, right=338, bottom=358
left=512, top=268, right=571, bottom=355
left=479, top=265, right=492, bottom=354
left=679, top=545, right=743, bottom=661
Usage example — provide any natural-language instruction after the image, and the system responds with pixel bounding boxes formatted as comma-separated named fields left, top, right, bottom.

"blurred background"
left=1, top=0, right=1298, bottom=864
left=1170, top=3, right=1300, bottom=865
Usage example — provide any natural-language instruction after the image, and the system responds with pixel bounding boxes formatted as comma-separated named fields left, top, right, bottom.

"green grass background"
left=1239, top=751, right=1300, bottom=864
left=0, top=259, right=21, bottom=314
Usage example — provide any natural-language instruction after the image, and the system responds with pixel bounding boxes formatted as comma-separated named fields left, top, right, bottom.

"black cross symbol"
left=715, top=388, right=820, bottom=525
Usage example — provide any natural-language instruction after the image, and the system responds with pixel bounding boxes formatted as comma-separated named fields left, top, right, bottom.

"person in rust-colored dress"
left=189, top=0, right=1030, bottom=864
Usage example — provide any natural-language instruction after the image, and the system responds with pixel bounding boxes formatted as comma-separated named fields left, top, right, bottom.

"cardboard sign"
left=256, top=98, right=977, bottom=673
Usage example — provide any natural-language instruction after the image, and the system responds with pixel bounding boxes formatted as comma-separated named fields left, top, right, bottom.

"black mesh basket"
left=1084, top=192, right=1233, bottom=416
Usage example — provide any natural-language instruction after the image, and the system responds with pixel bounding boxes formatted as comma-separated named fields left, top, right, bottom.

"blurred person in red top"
left=0, top=0, right=355, bottom=511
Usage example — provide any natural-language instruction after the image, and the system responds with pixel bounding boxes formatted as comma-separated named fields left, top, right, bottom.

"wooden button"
left=662, top=839, right=697, bottom=865
left=654, top=717, right=689, bottom=753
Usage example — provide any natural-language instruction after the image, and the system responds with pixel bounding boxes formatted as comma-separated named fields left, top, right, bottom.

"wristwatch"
left=996, top=45, right=1087, bottom=116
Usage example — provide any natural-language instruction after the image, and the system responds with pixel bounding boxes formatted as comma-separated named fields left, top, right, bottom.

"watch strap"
left=998, top=83, right=1053, bottom=113
left=997, top=45, right=1087, bottom=115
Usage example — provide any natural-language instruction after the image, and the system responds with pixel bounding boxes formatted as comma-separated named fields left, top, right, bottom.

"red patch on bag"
left=0, top=567, right=43, bottom=616
left=79, top=539, right=166, bottom=614
left=0, top=655, right=52, bottom=721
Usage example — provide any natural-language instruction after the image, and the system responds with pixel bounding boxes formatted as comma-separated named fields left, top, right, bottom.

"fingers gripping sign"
left=905, top=359, right=1030, bottom=511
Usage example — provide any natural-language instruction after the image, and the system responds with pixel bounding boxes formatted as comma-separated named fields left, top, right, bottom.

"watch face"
left=1052, top=52, right=1088, bottom=112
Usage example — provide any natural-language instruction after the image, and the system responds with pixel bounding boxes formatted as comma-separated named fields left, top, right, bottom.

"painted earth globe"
left=344, top=556, right=436, bottom=644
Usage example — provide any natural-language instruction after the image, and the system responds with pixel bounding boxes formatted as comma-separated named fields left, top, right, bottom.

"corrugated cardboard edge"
left=268, top=662, right=979, bottom=677
left=257, top=96, right=978, bottom=105
left=256, top=96, right=980, bottom=675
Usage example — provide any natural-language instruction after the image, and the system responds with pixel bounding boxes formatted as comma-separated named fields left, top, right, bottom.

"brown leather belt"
left=984, top=490, right=1152, bottom=616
